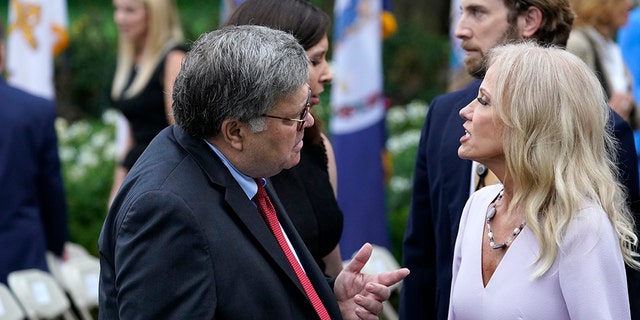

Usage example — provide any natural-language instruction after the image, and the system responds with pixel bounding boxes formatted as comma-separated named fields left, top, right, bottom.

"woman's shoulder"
left=470, top=184, right=503, bottom=202
left=462, top=184, right=503, bottom=218
left=570, top=199, right=610, bottom=231
left=563, top=199, right=614, bottom=249
left=567, top=28, right=596, bottom=60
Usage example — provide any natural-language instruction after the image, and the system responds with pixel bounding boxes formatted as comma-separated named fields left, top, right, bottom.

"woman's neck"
left=594, top=25, right=614, bottom=39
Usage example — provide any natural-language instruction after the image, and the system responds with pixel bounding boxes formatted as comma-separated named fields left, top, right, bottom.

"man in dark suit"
left=0, top=19, right=68, bottom=284
left=99, top=25, right=409, bottom=320
left=399, top=0, right=640, bottom=319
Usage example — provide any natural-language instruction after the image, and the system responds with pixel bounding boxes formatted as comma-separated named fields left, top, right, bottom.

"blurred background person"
left=223, top=0, right=344, bottom=277
left=618, top=1, right=640, bottom=178
left=0, top=18, right=68, bottom=284
left=450, top=41, right=638, bottom=320
left=567, top=0, right=637, bottom=128
left=618, top=2, right=640, bottom=107
left=108, top=0, right=186, bottom=205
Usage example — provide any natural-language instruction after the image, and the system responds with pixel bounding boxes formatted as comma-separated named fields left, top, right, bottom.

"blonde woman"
left=450, top=42, right=639, bottom=319
left=567, top=0, right=636, bottom=127
left=109, top=0, right=186, bottom=204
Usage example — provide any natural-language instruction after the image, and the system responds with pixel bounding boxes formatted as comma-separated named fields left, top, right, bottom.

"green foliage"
left=383, top=21, right=450, bottom=106
left=56, top=111, right=118, bottom=256
left=56, top=6, right=118, bottom=120
left=385, top=101, right=428, bottom=259
left=178, top=0, right=221, bottom=41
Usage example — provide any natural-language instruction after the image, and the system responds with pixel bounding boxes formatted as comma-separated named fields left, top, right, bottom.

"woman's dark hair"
left=223, top=0, right=330, bottom=51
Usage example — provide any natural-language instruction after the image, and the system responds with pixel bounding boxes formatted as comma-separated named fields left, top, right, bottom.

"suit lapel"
left=171, top=126, right=314, bottom=299
left=223, top=183, right=305, bottom=293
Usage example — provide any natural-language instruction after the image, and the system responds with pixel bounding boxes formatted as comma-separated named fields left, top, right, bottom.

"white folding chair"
left=61, top=243, right=91, bottom=261
left=58, top=257, right=99, bottom=320
left=353, top=245, right=403, bottom=320
left=0, top=283, right=27, bottom=320
left=46, top=242, right=93, bottom=292
left=7, top=269, right=77, bottom=320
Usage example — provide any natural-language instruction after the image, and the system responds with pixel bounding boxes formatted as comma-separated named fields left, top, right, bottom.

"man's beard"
left=466, top=24, right=521, bottom=79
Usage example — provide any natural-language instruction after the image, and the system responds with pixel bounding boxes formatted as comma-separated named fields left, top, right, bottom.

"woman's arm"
left=163, top=49, right=187, bottom=125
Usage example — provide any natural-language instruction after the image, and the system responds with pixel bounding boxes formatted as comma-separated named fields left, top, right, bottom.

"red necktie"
left=254, top=179, right=331, bottom=320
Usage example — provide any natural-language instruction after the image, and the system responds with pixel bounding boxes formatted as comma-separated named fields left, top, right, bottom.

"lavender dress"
left=449, top=184, right=630, bottom=319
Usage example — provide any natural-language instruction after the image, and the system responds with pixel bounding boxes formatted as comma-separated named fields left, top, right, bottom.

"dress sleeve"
left=559, top=205, right=631, bottom=319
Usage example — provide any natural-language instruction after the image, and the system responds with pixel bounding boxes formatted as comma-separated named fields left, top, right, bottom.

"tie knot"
left=254, top=178, right=267, bottom=200
left=253, top=179, right=274, bottom=222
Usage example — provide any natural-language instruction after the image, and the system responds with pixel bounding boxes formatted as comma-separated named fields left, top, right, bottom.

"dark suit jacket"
left=399, top=80, right=640, bottom=320
left=0, top=79, right=68, bottom=284
left=98, top=125, right=343, bottom=319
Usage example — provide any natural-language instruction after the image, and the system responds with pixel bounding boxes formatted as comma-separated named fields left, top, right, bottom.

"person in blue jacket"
left=0, top=19, right=68, bottom=284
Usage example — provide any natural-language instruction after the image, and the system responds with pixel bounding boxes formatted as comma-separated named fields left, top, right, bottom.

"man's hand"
left=334, top=243, right=410, bottom=320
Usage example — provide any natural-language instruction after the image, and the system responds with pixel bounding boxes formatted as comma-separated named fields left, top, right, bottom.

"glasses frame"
left=261, top=87, right=311, bottom=131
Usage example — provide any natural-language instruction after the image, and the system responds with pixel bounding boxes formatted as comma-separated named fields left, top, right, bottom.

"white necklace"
left=486, top=190, right=526, bottom=249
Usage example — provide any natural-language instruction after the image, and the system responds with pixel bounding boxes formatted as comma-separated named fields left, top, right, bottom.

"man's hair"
left=505, top=0, right=575, bottom=47
left=222, top=0, right=330, bottom=144
left=172, top=25, right=309, bottom=138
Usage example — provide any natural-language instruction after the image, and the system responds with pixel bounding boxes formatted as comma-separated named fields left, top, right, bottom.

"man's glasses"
left=261, top=86, right=311, bottom=131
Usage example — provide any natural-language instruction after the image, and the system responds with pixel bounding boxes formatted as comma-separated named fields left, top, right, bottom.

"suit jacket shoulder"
left=99, top=126, right=342, bottom=319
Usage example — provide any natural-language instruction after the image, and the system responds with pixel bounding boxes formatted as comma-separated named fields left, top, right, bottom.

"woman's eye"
left=477, top=97, right=489, bottom=106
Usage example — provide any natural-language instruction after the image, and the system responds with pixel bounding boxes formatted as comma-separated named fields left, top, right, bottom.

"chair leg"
left=78, top=307, right=94, bottom=320
left=381, top=300, right=399, bottom=320
left=63, top=309, right=79, bottom=320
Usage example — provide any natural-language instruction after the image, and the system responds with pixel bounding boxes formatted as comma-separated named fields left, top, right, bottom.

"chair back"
left=59, top=257, right=100, bottom=320
left=0, top=283, right=27, bottom=320
left=7, top=269, right=74, bottom=320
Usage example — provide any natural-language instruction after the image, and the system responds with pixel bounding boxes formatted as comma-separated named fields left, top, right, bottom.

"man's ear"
left=519, top=6, right=543, bottom=38
left=219, top=119, right=246, bottom=151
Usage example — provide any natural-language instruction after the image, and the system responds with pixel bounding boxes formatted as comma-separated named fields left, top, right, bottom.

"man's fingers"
left=354, top=293, right=384, bottom=318
left=363, top=282, right=391, bottom=301
left=343, top=243, right=373, bottom=273
left=375, top=268, right=410, bottom=287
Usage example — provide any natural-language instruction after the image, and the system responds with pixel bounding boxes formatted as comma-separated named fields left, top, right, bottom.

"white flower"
left=387, top=129, right=421, bottom=153
left=389, top=176, right=412, bottom=193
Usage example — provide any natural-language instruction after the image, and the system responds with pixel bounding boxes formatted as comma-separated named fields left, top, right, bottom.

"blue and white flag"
left=7, top=0, right=69, bottom=99
left=331, top=0, right=390, bottom=257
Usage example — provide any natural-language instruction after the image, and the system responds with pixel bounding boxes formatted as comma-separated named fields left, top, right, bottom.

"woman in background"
left=567, top=0, right=636, bottom=128
left=109, top=0, right=186, bottom=204
left=449, top=42, right=639, bottom=319
left=224, top=0, right=343, bottom=277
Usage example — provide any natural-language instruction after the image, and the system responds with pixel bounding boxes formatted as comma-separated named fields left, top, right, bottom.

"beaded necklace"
left=486, top=190, right=526, bottom=249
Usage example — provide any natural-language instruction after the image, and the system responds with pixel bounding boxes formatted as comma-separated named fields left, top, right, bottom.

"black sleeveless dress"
left=115, top=44, right=187, bottom=170
left=270, top=135, right=344, bottom=275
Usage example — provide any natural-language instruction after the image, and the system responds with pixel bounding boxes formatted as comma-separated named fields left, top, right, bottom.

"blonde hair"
left=488, top=42, right=639, bottom=276
left=111, top=0, right=184, bottom=100
left=571, top=0, right=627, bottom=29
